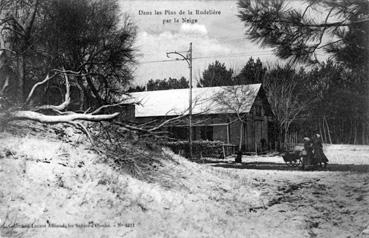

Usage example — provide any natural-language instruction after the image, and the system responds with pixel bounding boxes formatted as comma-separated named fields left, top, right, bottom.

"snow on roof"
left=129, top=84, right=262, bottom=117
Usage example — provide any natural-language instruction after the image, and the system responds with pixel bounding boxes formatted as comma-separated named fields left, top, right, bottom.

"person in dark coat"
left=312, top=134, right=328, bottom=168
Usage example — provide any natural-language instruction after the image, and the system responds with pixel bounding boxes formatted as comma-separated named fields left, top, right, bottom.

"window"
left=169, top=127, right=188, bottom=140
left=200, top=126, right=213, bottom=140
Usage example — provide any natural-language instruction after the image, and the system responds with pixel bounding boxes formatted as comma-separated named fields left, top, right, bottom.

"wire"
left=140, top=58, right=186, bottom=64
left=139, top=52, right=273, bottom=64
left=192, top=52, right=274, bottom=60
left=139, top=49, right=326, bottom=64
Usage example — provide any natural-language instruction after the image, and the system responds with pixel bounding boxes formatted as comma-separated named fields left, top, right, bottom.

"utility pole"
left=166, top=42, right=193, bottom=159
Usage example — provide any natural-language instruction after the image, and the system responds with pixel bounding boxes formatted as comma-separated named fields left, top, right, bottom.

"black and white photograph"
left=0, top=0, right=368, bottom=237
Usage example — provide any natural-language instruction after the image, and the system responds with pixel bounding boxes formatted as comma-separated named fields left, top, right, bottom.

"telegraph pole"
left=166, top=43, right=193, bottom=159
left=188, top=43, right=193, bottom=159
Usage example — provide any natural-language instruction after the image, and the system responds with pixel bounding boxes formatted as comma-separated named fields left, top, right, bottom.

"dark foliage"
left=127, top=85, right=146, bottom=92
left=238, top=0, right=369, bottom=69
left=146, top=77, right=189, bottom=91
left=0, top=0, right=136, bottom=109
left=234, top=57, right=266, bottom=84
left=38, top=0, right=136, bottom=106
left=197, top=60, right=233, bottom=87
left=301, top=61, right=369, bottom=144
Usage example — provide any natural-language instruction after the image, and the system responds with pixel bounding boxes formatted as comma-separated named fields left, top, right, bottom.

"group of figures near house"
left=302, top=133, right=329, bottom=170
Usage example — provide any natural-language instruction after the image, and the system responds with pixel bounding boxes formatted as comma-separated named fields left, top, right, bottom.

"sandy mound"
left=0, top=127, right=263, bottom=238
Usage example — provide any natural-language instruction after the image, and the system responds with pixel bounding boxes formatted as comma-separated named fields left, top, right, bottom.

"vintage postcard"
left=0, top=0, right=368, bottom=237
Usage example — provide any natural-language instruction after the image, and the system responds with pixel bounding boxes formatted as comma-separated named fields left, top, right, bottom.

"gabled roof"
left=129, top=84, right=262, bottom=118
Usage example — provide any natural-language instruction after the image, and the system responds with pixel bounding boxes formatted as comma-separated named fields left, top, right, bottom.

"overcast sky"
left=119, top=0, right=327, bottom=86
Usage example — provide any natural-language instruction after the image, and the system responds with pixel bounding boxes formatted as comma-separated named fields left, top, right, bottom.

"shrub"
left=164, top=140, right=234, bottom=159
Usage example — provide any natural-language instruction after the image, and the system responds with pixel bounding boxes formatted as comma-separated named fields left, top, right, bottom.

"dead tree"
left=213, top=85, right=256, bottom=151
left=0, top=69, right=121, bottom=143
left=263, top=72, right=312, bottom=150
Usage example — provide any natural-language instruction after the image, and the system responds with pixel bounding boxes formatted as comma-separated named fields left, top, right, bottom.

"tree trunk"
left=283, top=124, right=289, bottom=151
left=340, top=119, right=344, bottom=144
left=322, top=118, right=327, bottom=143
left=362, top=122, right=366, bottom=145
left=84, top=75, right=103, bottom=105
left=238, top=122, right=243, bottom=151
left=76, top=77, right=89, bottom=111
left=278, top=123, right=284, bottom=151
left=349, top=119, right=353, bottom=144
left=323, top=116, right=332, bottom=144
left=353, top=120, right=357, bottom=145
left=16, top=55, right=25, bottom=103
left=319, top=120, right=324, bottom=144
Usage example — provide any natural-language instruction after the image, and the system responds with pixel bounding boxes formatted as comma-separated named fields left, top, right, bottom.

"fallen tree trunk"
left=0, top=69, right=124, bottom=144
left=10, top=111, right=119, bottom=123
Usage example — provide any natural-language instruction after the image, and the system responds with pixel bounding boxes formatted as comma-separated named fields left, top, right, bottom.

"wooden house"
left=129, top=84, right=274, bottom=152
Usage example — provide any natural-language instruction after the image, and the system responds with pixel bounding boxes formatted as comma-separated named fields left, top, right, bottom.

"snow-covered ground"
left=204, top=143, right=369, bottom=165
left=0, top=130, right=368, bottom=238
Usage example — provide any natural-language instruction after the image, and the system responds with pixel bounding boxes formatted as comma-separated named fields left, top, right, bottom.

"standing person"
left=302, top=137, right=313, bottom=170
left=312, top=133, right=328, bottom=168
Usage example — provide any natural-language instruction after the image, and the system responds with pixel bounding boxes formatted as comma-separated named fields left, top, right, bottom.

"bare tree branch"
left=35, top=70, right=70, bottom=111
left=91, top=101, right=129, bottom=115
left=0, top=77, right=9, bottom=95
left=24, top=73, right=57, bottom=106
left=72, top=121, right=94, bottom=144
left=148, top=113, right=189, bottom=132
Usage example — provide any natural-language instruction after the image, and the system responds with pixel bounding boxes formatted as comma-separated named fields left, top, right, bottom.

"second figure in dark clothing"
left=312, top=134, right=328, bottom=168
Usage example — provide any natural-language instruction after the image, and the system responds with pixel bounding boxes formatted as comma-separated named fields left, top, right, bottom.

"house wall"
left=244, top=119, right=255, bottom=151
left=242, top=95, right=270, bottom=152
left=229, top=120, right=241, bottom=146
left=213, top=125, right=228, bottom=142
left=104, top=104, right=135, bottom=122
